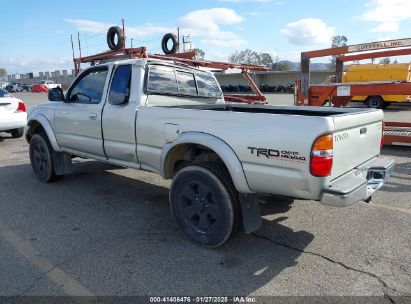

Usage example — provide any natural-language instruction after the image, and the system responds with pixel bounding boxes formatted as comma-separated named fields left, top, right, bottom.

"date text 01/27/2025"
left=149, top=296, right=257, bottom=303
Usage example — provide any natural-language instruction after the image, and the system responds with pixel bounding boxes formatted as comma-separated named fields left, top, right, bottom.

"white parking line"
left=369, top=203, right=411, bottom=215
left=0, top=220, right=95, bottom=297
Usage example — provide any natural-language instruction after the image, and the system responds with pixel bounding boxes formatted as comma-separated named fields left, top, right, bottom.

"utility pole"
left=131, top=38, right=133, bottom=48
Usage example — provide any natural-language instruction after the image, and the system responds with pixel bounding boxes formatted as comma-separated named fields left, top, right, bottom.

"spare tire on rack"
left=161, top=33, right=178, bottom=55
left=107, top=26, right=125, bottom=51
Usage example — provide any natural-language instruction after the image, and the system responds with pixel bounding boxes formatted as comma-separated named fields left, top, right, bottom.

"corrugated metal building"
left=215, top=70, right=334, bottom=86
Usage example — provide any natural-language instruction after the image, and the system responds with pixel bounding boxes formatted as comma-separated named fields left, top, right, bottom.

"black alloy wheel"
left=170, top=164, right=240, bottom=248
left=29, top=134, right=61, bottom=182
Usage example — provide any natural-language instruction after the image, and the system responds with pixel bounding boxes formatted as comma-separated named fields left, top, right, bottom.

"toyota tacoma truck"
left=25, top=58, right=395, bottom=247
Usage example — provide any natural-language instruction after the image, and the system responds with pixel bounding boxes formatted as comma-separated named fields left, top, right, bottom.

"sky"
left=1, top=0, right=411, bottom=74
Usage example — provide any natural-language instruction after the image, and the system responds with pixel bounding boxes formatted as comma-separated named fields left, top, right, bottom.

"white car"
left=38, top=80, right=61, bottom=89
left=0, top=88, right=27, bottom=138
left=0, top=82, right=9, bottom=89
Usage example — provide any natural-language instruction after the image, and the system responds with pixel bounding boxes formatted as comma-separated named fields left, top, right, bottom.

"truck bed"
left=164, top=104, right=378, bottom=117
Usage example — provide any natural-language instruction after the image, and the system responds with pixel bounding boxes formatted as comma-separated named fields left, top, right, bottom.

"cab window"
left=108, top=65, right=132, bottom=105
left=176, top=71, right=197, bottom=95
left=196, top=73, right=222, bottom=97
left=146, top=64, right=221, bottom=99
left=68, top=67, right=108, bottom=104
left=147, top=65, right=178, bottom=94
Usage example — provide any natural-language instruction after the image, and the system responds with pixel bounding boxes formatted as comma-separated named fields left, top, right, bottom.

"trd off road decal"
left=247, top=147, right=306, bottom=162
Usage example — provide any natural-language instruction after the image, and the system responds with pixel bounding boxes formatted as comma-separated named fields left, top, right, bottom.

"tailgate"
left=331, top=110, right=383, bottom=180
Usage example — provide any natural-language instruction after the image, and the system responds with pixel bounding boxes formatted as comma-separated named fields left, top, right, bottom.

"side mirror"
left=48, top=87, right=65, bottom=102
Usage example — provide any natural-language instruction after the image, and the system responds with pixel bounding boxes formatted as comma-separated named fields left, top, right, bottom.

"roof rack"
left=71, top=27, right=270, bottom=104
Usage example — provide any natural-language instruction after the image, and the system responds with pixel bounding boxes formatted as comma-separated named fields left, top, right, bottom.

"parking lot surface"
left=0, top=93, right=410, bottom=300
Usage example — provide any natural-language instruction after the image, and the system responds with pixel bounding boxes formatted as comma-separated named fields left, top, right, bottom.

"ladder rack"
left=72, top=44, right=270, bottom=104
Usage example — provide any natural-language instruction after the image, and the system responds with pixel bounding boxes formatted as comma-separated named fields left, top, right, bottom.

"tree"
left=0, top=68, right=7, bottom=77
left=393, top=59, right=398, bottom=64
left=259, top=52, right=274, bottom=67
left=228, top=49, right=273, bottom=67
left=379, top=57, right=391, bottom=64
left=329, top=35, right=348, bottom=69
left=272, top=56, right=291, bottom=71
left=193, top=48, right=205, bottom=60
left=279, top=63, right=291, bottom=71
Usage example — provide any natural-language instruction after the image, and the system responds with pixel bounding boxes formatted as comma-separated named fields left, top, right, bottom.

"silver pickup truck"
left=25, top=58, right=395, bottom=247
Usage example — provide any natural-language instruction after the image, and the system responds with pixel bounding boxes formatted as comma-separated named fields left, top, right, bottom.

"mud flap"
left=52, top=152, right=73, bottom=175
left=238, top=193, right=262, bottom=233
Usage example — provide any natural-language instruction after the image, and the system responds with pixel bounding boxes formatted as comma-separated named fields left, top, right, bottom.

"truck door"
left=54, top=66, right=109, bottom=158
left=102, top=64, right=140, bottom=167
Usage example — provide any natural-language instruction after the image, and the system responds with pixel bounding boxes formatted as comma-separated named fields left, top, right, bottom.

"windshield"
left=0, top=88, right=12, bottom=97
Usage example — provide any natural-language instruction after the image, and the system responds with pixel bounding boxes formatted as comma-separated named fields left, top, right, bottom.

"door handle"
left=89, top=113, right=97, bottom=120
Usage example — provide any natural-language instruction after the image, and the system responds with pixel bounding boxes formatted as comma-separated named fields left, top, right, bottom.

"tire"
left=161, top=33, right=178, bottom=55
left=29, top=133, right=62, bottom=183
left=106, top=26, right=125, bottom=51
left=200, top=162, right=242, bottom=237
left=170, top=163, right=240, bottom=248
left=365, top=96, right=386, bottom=109
left=11, top=127, right=24, bottom=138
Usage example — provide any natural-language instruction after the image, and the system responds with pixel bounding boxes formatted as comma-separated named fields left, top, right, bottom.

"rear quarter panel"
left=136, top=106, right=334, bottom=199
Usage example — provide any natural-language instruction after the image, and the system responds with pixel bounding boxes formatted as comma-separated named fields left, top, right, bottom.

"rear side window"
left=176, top=71, right=197, bottom=95
left=196, top=73, right=221, bottom=97
left=147, top=65, right=178, bottom=94
left=68, top=68, right=108, bottom=104
left=108, top=65, right=132, bottom=105
left=147, top=64, right=221, bottom=98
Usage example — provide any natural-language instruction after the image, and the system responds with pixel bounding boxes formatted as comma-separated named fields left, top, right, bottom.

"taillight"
left=381, top=122, right=385, bottom=148
left=311, top=134, right=333, bottom=177
left=15, top=101, right=26, bottom=113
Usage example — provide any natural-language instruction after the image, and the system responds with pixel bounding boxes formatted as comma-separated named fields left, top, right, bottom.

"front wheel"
left=29, top=133, right=62, bottom=182
left=170, top=164, right=240, bottom=248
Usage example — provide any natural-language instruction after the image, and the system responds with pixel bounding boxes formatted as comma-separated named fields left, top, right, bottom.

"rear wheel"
left=365, top=96, right=387, bottom=109
left=29, top=133, right=62, bottom=182
left=11, top=127, right=24, bottom=138
left=170, top=163, right=240, bottom=248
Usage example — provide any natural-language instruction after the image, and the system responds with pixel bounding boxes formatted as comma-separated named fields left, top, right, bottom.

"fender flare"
left=25, top=114, right=62, bottom=152
left=160, top=132, right=252, bottom=193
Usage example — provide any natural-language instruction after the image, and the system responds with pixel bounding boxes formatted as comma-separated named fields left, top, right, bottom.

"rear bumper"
left=0, top=112, right=27, bottom=131
left=320, top=156, right=395, bottom=207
